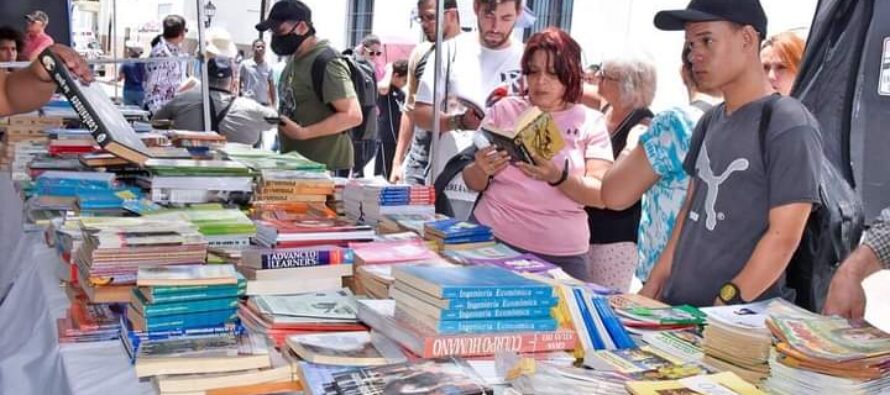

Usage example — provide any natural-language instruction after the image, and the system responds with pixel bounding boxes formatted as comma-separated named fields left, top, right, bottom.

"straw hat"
left=204, top=27, right=237, bottom=58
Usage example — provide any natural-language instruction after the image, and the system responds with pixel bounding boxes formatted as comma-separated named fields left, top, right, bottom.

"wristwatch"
left=718, top=282, right=745, bottom=305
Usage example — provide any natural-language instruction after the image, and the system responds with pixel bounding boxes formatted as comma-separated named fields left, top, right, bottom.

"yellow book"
left=626, top=371, right=767, bottom=395
left=515, top=106, right=565, bottom=160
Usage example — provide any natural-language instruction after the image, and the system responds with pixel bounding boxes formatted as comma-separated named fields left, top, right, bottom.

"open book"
left=480, top=106, right=565, bottom=165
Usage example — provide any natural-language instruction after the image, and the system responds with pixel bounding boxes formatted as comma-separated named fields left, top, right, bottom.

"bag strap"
left=611, top=107, right=654, bottom=152
left=207, top=87, right=235, bottom=132
left=310, top=47, right=339, bottom=107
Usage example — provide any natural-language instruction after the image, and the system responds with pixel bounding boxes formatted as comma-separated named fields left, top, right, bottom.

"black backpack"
left=696, top=95, right=864, bottom=312
left=434, top=146, right=480, bottom=220
left=310, top=48, right=378, bottom=143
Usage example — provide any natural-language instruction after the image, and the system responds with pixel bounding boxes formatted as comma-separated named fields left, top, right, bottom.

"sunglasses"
left=366, top=50, right=382, bottom=56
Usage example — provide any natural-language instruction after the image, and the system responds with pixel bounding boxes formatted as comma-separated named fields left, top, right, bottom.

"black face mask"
left=271, top=31, right=308, bottom=56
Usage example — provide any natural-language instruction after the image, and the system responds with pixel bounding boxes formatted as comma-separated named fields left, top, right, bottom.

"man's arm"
left=0, top=44, right=92, bottom=117
left=722, top=202, right=813, bottom=303
left=640, top=180, right=695, bottom=300
left=279, top=96, right=362, bottom=140
left=602, top=145, right=660, bottom=210
left=267, top=73, right=276, bottom=105
left=824, top=208, right=890, bottom=318
left=390, top=112, right=415, bottom=183
left=413, top=102, right=481, bottom=134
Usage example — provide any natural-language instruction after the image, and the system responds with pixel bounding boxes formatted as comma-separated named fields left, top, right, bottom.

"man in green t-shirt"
left=256, top=0, right=362, bottom=172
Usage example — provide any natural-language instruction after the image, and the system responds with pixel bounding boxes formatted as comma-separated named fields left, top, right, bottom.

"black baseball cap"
left=256, top=0, right=312, bottom=32
left=654, top=0, right=767, bottom=38
left=207, top=56, right=233, bottom=79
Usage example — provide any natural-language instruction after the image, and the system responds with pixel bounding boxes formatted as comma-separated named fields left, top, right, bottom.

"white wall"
left=571, top=0, right=819, bottom=111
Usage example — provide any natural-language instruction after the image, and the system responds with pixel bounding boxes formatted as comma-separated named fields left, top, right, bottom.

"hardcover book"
left=480, top=106, right=566, bottom=164
left=39, top=49, right=153, bottom=164
left=392, top=265, right=554, bottom=299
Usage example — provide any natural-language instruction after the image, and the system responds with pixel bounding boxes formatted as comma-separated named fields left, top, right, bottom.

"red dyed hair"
left=763, top=32, right=805, bottom=75
left=521, top=27, right=583, bottom=104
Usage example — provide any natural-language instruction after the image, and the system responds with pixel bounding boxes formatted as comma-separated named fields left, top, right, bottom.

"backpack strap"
left=310, top=48, right=340, bottom=109
left=757, top=94, right=783, bottom=168
left=610, top=107, right=654, bottom=155
left=207, top=87, right=236, bottom=133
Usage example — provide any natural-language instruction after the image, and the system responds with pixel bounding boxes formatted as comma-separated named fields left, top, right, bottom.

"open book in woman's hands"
left=479, top=106, right=566, bottom=165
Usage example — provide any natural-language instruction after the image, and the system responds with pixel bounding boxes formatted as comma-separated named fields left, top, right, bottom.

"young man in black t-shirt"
left=642, top=0, right=823, bottom=307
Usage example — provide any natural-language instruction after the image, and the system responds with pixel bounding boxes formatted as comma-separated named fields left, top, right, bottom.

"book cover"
left=131, top=289, right=239, bottom=317
left=128, top=305, right=238, bottom=332
left=140, top=278, right=246, bottom=301
left=587, top=346, right=686, bottom=374
left=768, top=315, right=890, bottom=362
left=480, top=106, right=566, bottom=164
left=285, top=331, right=406, bottom=366
left=626, top=371, right=767, bottom=395
left=466, top=253, right=557, bottom=274
left=390, top=285, right=553, bottom=321
left=395, top=303, right=557, bottom=335
left=39, top=49, right=152, bottom=164
left=328, top=358, right=492, bottom=395
left=441, top=244, right=521, bottom=264
left=242, top=246, right=353, bottom=269
left=618, top=305, right=707, bottom=326
left=352, top=240, right=440, bottom=265
left=423, top=219, right=492, bottom=239
left=392, top=265, right=554, bottom=299
left=251, top=289, right=358, bottom=321
left=136, top=264, right=238, bottom=287
left=390, top=283, right=558, bottom=311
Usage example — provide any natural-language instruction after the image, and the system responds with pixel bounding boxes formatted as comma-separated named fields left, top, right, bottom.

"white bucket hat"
left=204, top=27, right=237, bottom=58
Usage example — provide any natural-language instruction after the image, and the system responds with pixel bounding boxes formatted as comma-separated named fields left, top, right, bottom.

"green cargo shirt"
left=278, top=40, right=356, bottom=171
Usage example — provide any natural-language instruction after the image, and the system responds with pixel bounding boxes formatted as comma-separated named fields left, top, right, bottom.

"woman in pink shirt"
left=463, top=28, right=613, bottom=281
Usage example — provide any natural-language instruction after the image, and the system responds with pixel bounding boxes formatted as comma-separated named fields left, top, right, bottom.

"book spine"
left=436, top=318, right=557, bottom=335
left=573, top=288, right=605, bottom=350
left=145, top=282, right=246, bottom=297
left=40, top=51, right=100, bottom=148
left=437, top=306, right=552, bottom=321
left=441, top=287, right=554, bottom=300
left=144, top=309, right=238, bottom=332
left=142, top=297, right=239, bottom=317
left=592, top=297, right=636, bottom=349
left=422, top=330, right=577, bottom=359
left=258, top=249, right=352, bottom=270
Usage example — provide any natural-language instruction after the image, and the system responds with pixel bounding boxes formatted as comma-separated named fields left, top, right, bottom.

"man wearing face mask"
left=256, top=0, right=362, bottom=172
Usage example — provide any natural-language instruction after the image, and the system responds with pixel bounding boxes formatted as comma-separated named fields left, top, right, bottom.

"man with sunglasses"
left=357, top=34, right=385, bottom=81
left=256, top=0, right=362, bottom=173
left=145, top=15, right=189, bottom=113
left=390, top=0, right=462, bottom=184
left=240, top=39, right=275, bottom=106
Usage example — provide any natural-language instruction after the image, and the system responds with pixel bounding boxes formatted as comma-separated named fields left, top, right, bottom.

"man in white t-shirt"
left=413, top=0, right=524, bottom=219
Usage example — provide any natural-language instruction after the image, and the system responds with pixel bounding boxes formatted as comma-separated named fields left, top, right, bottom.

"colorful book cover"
left=396, top=304, right=557, bottom=335
left=141, top=277, right=246, bottom=300
left=626, top=371, right=766, bottom=395
left=391, top=284, right=558, bottom=311
left=136, top=264, right=238, bottom=287
left=768, top=315, right=890, bottom=362
left=424, top=219, right=492, bottom=239
left=242, top=246, right=353, bottom=269
left=466, top=253, right=557, bottom=273
left=353, top=240, right=439, bottom=264
left=251, top=289, right=358, bottom=320
left=129, top=305, right=238, bottom=332
left=618, top=305, right=707, bottom=326
left=132, top=290, right=239, bottom=317
left=591, top=296, right=636, bottom=349
left=392, top=265, right=554, bottom=299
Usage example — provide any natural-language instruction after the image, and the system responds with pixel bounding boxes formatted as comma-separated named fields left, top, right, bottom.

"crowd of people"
left=0, top=1, right=887, bottom=319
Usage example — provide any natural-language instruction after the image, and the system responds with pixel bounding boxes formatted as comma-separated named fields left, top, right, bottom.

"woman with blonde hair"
left=761, top=31, right=805, bottom=96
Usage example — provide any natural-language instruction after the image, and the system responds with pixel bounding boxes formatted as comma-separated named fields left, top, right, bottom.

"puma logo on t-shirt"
left=691, top=144, right=749, bottom=231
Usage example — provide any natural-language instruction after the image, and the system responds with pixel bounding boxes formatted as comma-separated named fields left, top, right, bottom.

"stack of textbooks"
left=351, top=240, right=447, bottom=298
left=423, top=219, right=495, bottom=251
left=127, top=264, right=243, bottom=333
left=238, top=290, right=367, bottom=347
left=32, top=170, right=139, bottom=217
left=763, top=309, right=890, bottom=394
left=141, top=159, right=253, bottom=205
left=74, top=216, right=208, bottom=303
left=0, top=114, right=61, bottom=176
left=699, top=299, right=813, bottom=384
left=254, top=169, right=334, bottom=204
left=155, top=207, right=257, bottom=250
left=344, top=180, right=436, bottom=226
left=168, top=130, right=226, bottom=157
left=254, top=215, right=374, bottom=248
left=357, top=299, right=577, bottom=359
left=298, top=358, right=492, bottom=395
left=329, top=177, right=347, bottom=216
left=389, top=265, right=559, bottom=335
left=56, top=287, right=121, bottom=343
left=238, top=246, right=354, bottom=295
left=46, top=128, right=99, bottom=157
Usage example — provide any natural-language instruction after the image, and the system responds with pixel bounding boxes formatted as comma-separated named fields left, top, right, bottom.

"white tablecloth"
left=0, top=175, right=153, bottom=395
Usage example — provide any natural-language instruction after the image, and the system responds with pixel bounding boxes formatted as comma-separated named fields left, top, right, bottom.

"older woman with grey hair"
left=585, top=52, right=657, bottom=292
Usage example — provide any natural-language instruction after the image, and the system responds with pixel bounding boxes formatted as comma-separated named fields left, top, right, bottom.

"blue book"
left=424, top=219, right=492, bottom=239
left=396, top=304, right=557, bottom=334
left=440, top=234, right=494, bottom=245
left=432, top=306, right=552, bottom=321
left=392, top=265, right=554, bottom=299
left=591, top=296, right=636, bottom=349
left=131, top=290, right=239, bottom=317
left=391, top=283, right=558, bottom=311
left=128, top=306, right=237, bottom=332
left=573, top=288, right=606, bottom=350
left=142, top=276, right=247, bottom=298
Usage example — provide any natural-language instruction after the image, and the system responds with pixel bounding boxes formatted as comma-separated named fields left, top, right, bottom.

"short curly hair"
left=521, top=28, right=583, bottom=103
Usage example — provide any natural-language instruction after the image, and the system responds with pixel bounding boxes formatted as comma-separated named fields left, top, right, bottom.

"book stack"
left=222, top=146, right=327, bottom=173
left=343, top=180, right=436, bottom=226
left=763, top=309, right=890, bottom=394
left=31, top=171, right=141, bottom=217
left=56, top=287, right=121, bottom=343
left=351, top=239, right=447, bottom=298
left=128, top=264, right=243, bottom=333
left=254, top=169, right=334, bottom=204
left=238, top=246, right=354, bottom=295
left=441, top=243, right=521, bottom=264
left=423, top=219, right=496, bottom=251
left=140, top=159, right=254, bottom=205
left=155, top=207, right=257, bottom=250
left=329, top=176, right=347, bottom=217
left=253, top=215, right=375, bottom=249
left=46, top=128, right=99, bottom=157
left=377, top=212, right=448, bottom=236
left=0, top=114, right=61, bottom=174
left=358, top=299, right=577, bottom=359
left=699, top=299, right=812, bottom=384
left=298, top=358, right=491, bottom=395
left=389, top=265, right=559, bottom=336
left=75, top=215, right=208, bottom=303
left=237, top=289, right=367, bottom=348
left=168, top=130, right=226, bottom=157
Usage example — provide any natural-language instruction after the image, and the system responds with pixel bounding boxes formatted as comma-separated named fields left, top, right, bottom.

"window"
left=347, top=0, right=375, bottom=49
left=523, top=0, right=574, bottom=41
